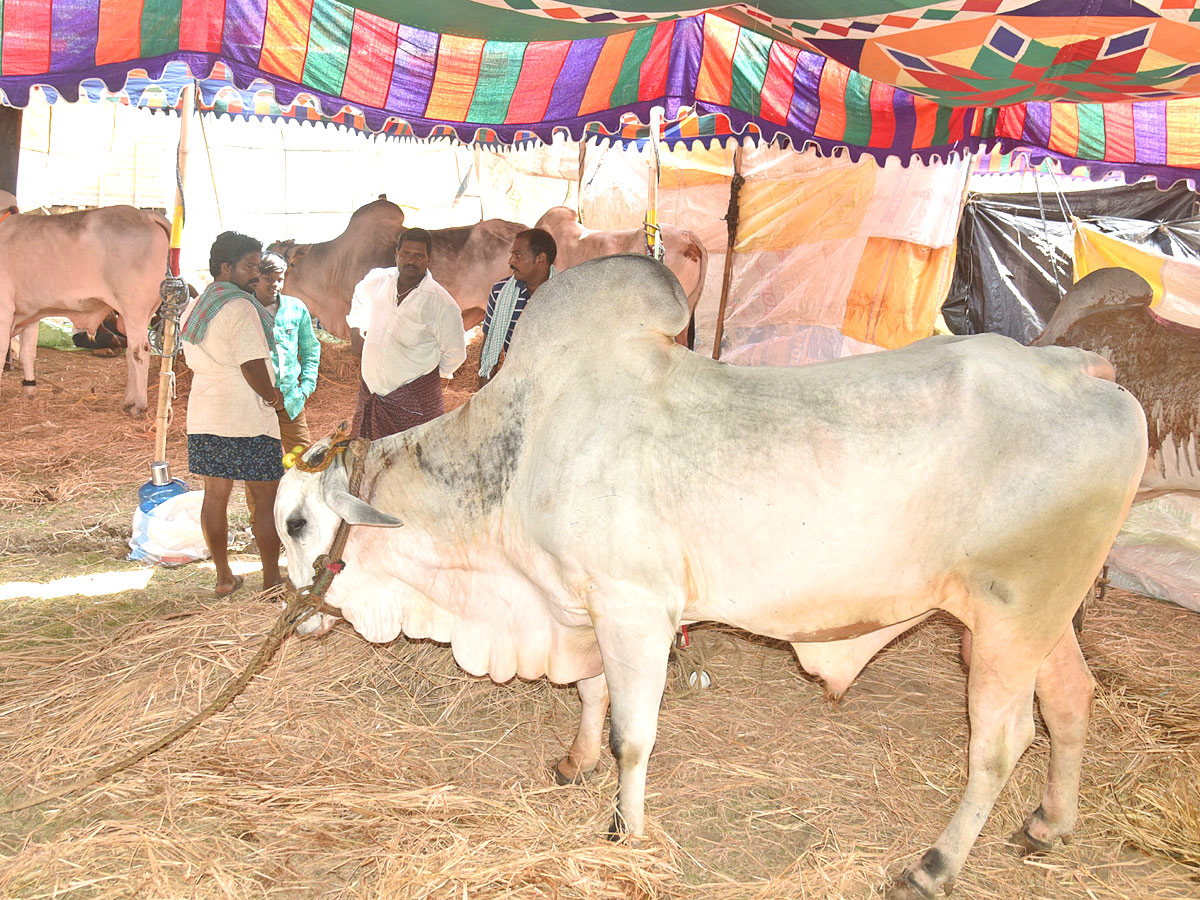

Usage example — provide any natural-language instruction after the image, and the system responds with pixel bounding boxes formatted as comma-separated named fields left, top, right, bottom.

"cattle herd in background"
left=0, top=195, right=709, bottom=407
left=2, top=195, right=1197, bottom=506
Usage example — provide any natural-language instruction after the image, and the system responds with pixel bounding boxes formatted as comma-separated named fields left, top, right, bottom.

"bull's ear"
left=325, top=490, right=404, bottom=527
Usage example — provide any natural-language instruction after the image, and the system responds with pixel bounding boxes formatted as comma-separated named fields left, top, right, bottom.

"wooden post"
left=712, top=142, right=744, bottom=360
left=151, top=84, right=194, bottom=479
left=645, top=106, right=662, bottom=259
left=576, top=139, right=587, bottom=223
left=0, top=106, right=21, bottom=195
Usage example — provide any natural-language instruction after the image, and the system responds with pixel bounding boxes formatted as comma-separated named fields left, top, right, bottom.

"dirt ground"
left=0, top=343, right=1197, bottom=900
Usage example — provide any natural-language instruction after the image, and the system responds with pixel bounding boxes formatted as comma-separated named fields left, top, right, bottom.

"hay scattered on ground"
left=2, top=342, right=1199, bottom=900
left=0, top=591, right=1197, bottom=900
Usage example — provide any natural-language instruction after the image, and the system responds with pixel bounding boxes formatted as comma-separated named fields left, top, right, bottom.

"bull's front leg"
left=554, top=672, right=609, bottom=785
left=591, top=594, right=677, bottom=840
left=18, top=321, right=38, bottom=395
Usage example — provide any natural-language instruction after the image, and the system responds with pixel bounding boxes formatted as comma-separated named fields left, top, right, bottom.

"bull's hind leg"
left=554, top=672, right=609, bottom=785
left=1016, top=625, right=1094, bottom=852
left=591, top=591, right=677, bottom=840
left=890, top=624, right=1043, bottom=900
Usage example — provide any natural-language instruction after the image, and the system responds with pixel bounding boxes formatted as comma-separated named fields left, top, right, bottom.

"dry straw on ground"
left=1, top=342, right=1198, bottom=900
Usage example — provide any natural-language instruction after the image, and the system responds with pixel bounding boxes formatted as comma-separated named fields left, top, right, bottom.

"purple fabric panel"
left=1020, top=102, right=1052, bottom=147
left=664, top=14, right=703, bottom=117
left=386, top=23, right=437, bottom=117
left=222, top=0, right=268, bottom=68
left=1132, top=102, right=1168, bottom=165
left=787, top=51, right=822, bottom=134
left=50, top=0, right=101, bottom=73
left=890, top=86, right=915, bottom=154
left=543, top=36, right=605, bottom=121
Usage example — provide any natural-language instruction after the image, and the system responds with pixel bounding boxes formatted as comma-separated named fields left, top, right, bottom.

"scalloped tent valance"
left=2, top=2, right=1200, bottom=185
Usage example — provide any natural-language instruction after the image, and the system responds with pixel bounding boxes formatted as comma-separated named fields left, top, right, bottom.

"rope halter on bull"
left=286, top=424, right=370, bottom=620
left=0, top=428, right=369, bottom=815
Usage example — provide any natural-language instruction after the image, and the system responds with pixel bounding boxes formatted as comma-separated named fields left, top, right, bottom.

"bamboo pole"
left=645, top=106, right=662, bottom=260
left=150, top=83, right=193, bottom=482
left=711, top=142, right=744, bottom=360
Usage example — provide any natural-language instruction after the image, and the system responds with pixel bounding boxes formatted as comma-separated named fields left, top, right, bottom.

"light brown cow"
left=272, top=198, right=523, bottom=337
left=1033, top=266, right=1200, bottom=500
left=0, top=199, right=170, bottom=416
left=534, top=206, right=708, bottom=344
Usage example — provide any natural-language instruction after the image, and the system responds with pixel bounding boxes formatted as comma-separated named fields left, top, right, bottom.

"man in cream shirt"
left=346, top=228, right=467, bottom=440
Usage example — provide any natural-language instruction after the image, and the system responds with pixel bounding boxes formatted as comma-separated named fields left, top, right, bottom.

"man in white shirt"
left=346, top=228, right=466, bottom=440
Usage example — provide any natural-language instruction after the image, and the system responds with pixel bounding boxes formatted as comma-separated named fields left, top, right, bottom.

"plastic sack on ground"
left=129, top=489, right=209, bottom=565
left=1106, top=493, right=1200, bottom=613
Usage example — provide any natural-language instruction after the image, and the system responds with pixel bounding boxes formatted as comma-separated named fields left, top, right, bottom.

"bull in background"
left=535, top=206, right=708, bottom=345
left=271, top=198, right=522, bottom=337
left=1032, top=267, right=1200, bottom=500
left=273, top=200, right=710, bottom=344
left=277, top=255, right=1145, bottom=899
left=0, top=193, right=170, bottom=416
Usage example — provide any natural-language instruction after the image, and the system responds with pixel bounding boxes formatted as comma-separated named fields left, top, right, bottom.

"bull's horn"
left=325, top=490, right=404, bottom=527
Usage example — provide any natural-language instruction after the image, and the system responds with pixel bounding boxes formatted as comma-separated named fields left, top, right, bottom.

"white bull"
left=276, top=255, right=1146, bottom=899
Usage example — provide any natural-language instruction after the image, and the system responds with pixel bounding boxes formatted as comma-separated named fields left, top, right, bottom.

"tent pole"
left=712, top=141, right=744, bottom=360
left=645, top=106, right=663, bottom=260
left=150, top=82, right=194, bottom=483
left=576, top=139, right=587, bottom=223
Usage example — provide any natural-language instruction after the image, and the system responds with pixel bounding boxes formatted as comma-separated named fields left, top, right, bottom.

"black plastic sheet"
left=944, top=181, right=1199, bottom=342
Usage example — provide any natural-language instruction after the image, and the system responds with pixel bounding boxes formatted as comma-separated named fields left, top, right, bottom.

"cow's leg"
left=890, top=625, right=1041, bottom=900
left=0, top=305, right=12, bottom=397
left=592, top=599, right=677, bottom=840
left=18, top=321, right=38, bottom=395
left=1017, top=625, right=1094, bottom=852
left=554, top=672, right=609, bottom=785
left=121, top=310, right=152, bottom=416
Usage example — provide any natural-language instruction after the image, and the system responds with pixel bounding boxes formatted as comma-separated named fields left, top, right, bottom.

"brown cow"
left=534, top=206, right=708, bottom=345
left=0, top=199, right=170, bottom=416
left=1032, top=266, right=1200, bottom=499
left=272, top=198, right=523, bottom=337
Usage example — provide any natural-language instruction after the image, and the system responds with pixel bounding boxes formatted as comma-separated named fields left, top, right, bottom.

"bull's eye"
left=286, top=515, right=307, bottom=538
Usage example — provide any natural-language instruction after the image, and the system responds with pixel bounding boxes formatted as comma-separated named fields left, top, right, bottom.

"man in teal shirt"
left=255, top=253, right=320, bottom=451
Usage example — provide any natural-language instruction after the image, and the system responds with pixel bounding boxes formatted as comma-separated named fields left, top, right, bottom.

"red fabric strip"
left=759, top=41, right=800, bottom=126
left=342, top=10, right=399, bottom=107
left=180, top=0, right=225, bottom=54
left=1103, top=103, right=1135, bottom=162
left=867, top=81, right=895, bottom=147
left=911, top=96, right=938, bottom=148
left=506, top=40, right=571, bottom=123
left=2, top=0, right=52, bottom=75
left=638, top=20, right=675, bottom=102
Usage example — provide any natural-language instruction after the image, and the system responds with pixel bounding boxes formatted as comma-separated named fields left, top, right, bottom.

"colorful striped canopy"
left=1, top=1, right=1200, bottom=182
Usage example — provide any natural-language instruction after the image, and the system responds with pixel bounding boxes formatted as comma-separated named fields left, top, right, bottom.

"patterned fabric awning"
left=1, top=1, right=1199, bottom=182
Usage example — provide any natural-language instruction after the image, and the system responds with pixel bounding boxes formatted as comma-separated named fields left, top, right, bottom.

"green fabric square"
left=1018, top=40, right=1058, bottom=69
left=142, top=0, right=183, bottom=57
left=301, top=0, right=355, bottom=96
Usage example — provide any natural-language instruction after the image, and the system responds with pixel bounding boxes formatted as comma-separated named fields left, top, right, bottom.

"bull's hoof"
left=885, top=872, right=937, bottom=900
left=552, top=758, right=595, bottom=786
left=1010, top=825, right=1055, bottom=856
left=122, top=400, right=147, bottom=418
left=604, top=811, right=625, bottom=841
